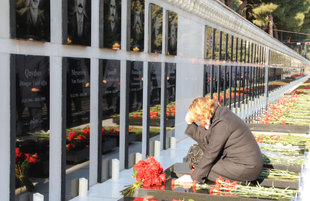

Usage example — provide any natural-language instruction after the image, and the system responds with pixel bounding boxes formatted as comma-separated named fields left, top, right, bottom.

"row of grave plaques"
left=10, top=1, right=301, bottom=67
left=10, top=0, right=178, bottom=55
left=13, top=55, right=176, bottom=136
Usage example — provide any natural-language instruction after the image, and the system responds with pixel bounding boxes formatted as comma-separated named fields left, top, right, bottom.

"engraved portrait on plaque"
left=103, top=0, right=121, bottom=49
left=13, top=0, right=50, bottom=41
left=130, top=0, right=144, bottom=52
left=150, top=4, right=163, bottom=53
left=167, top=11, right=177, bottom=56
left=66, top=0, right=91, bottom=46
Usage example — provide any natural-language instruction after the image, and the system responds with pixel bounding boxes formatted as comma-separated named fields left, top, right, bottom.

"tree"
left=252, top=3, right=278, bottom=33
left=222, top=0, right=261, bottom=17
left=272, top=0, right=310, bottom=30
left=222, top=0, right=310, bottom=40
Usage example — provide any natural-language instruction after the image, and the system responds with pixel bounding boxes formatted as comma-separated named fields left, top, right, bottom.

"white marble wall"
left=175, top=15, right=205, bottom=140
left=0, top=0, right=11, bottom=200
left=0, top=0, right=309, bottom=200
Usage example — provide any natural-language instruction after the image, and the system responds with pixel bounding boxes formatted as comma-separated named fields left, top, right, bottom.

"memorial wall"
left=1, top=0, right=308, bottom=200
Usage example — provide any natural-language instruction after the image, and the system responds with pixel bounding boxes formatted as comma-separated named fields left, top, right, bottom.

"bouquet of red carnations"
left=121, top=156, right=166, bottom=197
left=15, top=148, right=38, bottom=191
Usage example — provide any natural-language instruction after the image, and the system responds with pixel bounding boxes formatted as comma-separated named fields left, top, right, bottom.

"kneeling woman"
left=185, top=97, right=263, bottom=183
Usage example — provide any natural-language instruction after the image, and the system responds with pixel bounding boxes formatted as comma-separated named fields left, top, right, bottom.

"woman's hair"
left=188, top=97, right=220, bottom=126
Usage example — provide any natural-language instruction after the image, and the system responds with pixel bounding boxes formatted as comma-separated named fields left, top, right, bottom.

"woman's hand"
left=175, top=175, right=194, bottom=189
left=185, top=112, right=193, bottom=124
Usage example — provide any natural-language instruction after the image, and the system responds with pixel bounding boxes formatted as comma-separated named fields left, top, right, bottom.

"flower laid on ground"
left=121, top=156, right=166, bottom=197
left=133, top=198, right=191, bottom=201
left=133, top=198, right=158, bottom=201
left=207, top=177, right=298, bottom=200
left=259, top=168, right=299, bottom=181
left=259, top=142, right=302, bottom=156
left=253, top=133, right=310, bottom=150
left=254, top=133, right=307, bottom=166
left=254, top=134, right=282, bottom=143
left=171, top=176, right=298, bottom=200
left=262, top=152, right=306, bottom=166
left=252, top=79, right=310, bottom=126
left=15, top=148, right=38, bottom=191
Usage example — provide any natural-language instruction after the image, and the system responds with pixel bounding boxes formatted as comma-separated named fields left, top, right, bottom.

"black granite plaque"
left=64, top=58, right=90, bottom=127
left=118, top=197, right=167, bottom=201
left=130, top=0, right=144, bottom=52
left=243, top=40, right=247, bottom=63
left=226, top=34, right=232, bottom=61
left=220, top=32, right=226, bottom=60
left=128, top=61, right=143, bottom=112
left=150, top=62, right=161, bottom=106
left=219, top=66, right=227, bottom=104
left=150, top=4, right=163, bottom=53
left=103, top=0, right=121, bottom=49
left=237, top=38, right=242, bottom=62
left=204, top=65, right=210, bottom=96
left=205, top=26, right=213, bottom=60
left=120, top=162, right=299, bottom=201
left=134, top=162, right=296, bottom=201
left=166, top=63, right=176, bottom=104
left=263, top=163, right=302, bottom=173
left=224, top=67, right=230, bottom=104
left=233, top=37, right=238, bottom=62
left=14, top=54, right=50, bottom=136
left=101, top=59, right=120, bottom=115
left=12, top=0, right=50, bottom=41
left=214, top=29, right=220, bottom=60
left=167, top=11, right=178, bottom=56
left=65, top=0, right=91, bottom=46
left=173, top=162, right=299, bottom=190
left=212, top=66, right=218, bottom=95
left=136, top=187, right=284, bottom=201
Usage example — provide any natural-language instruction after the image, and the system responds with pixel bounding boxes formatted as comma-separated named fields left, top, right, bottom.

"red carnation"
left=68, top=131, right=76, bottom=141
left=28, top=156, right=37, bottom=164
left=121, top=156, right=166, bottom=197
left=77, top=135, right=83, bottom=141
left=16, top=148, right=22, bottom=159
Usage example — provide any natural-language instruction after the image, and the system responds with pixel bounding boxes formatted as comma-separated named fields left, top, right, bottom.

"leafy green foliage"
left=223, top=0, right=310, bottom=45
left=252, top=3, right=278, bottom=28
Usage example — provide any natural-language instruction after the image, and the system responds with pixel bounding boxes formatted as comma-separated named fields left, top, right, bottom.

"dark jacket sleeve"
left=190, top=120, right=230, bottom=182
left=185, top=123, right=209, bottom=145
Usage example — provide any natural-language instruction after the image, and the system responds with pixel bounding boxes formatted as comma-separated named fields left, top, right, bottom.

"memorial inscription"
left=14, top=54, right=50, bottom=136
